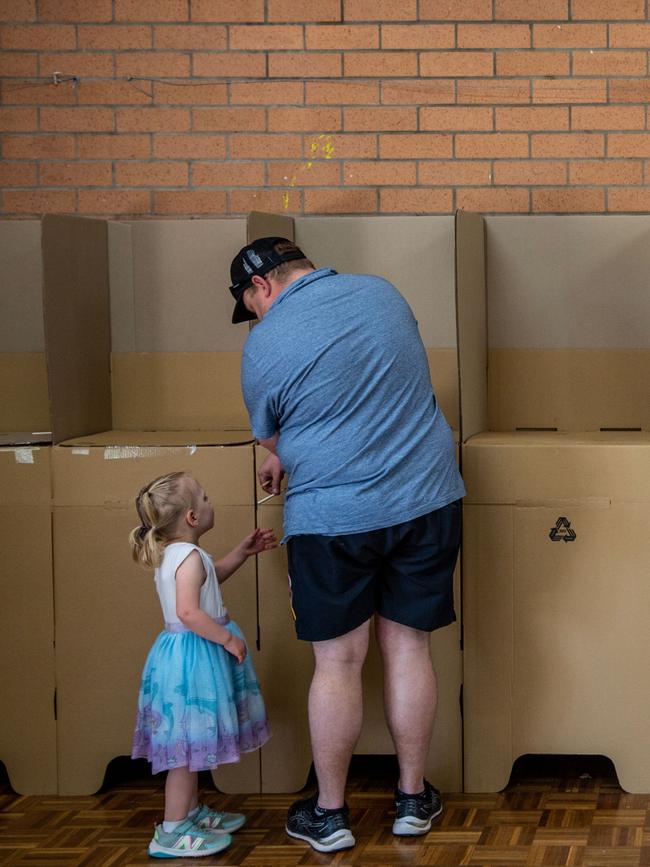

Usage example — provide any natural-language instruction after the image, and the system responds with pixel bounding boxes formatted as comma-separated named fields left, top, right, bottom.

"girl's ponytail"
left=129, top=472, right=192, bottom=568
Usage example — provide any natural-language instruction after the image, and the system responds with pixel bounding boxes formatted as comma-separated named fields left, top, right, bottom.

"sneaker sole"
left=286, top=826, right=356, bottom=853
left=392, top=803, right=443, bottom=836
left=148, top=836, right=232, bottom=858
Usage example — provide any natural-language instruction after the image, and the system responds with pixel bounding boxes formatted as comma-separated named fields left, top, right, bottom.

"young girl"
left=129, top=470, right=275, bottom=859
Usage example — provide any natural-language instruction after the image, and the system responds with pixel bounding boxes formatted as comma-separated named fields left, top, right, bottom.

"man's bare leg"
left=308, top=619, right=371, bottom=808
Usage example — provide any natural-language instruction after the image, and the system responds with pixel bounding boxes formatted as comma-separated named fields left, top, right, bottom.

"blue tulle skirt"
left=132, top=620, right=270, bottom=774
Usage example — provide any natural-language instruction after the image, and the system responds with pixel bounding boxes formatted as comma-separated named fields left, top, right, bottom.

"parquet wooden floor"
left=1, top=756, right=649, bottom=867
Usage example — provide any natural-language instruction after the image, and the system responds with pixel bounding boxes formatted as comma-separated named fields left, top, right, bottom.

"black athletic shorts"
left=286, top=500, right=461, bottom=642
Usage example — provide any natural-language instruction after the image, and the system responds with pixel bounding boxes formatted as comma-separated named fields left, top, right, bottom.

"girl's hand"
left=224, top=632, right=247, bottom=664
left=239, top=527, right=278, bottom=558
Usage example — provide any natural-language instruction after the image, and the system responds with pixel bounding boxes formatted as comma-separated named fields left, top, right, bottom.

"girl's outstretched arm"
left=214, top=527, right=277, bottom=584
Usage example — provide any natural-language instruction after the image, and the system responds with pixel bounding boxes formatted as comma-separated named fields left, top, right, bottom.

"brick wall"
left=2, top=0, right=650, bottom=217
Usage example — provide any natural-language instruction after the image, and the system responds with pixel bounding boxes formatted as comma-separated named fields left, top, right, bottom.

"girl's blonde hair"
left=129, top=471, right=195, bottom=568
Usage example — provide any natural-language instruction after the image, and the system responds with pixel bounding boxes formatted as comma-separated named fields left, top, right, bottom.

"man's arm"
left=257, top=432, right=279, bottom=455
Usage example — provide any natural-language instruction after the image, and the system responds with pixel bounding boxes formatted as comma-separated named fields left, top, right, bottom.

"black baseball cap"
left=229, top=236, right=307, bottom=323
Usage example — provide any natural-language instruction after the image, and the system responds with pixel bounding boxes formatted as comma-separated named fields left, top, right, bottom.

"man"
left=228, top=237, right=465, bottom=853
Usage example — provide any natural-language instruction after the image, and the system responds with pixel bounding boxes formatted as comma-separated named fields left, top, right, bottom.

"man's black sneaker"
left=286, top=793, right=355, bottom=852
left=392, top=779, right=443, bottom=836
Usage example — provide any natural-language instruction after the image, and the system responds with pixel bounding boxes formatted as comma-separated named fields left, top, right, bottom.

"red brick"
left=152, top=82, right=227, bottom=105
left=532, top=187, right=605, bottom=212
left=608, top=134, right=650, bottom=157
left=496, top=51, right=569, bottom=76
left=269, top=107, right=341, bottom=132
left=495, top=0, right=568, bottom=18
left=3, top=133, right=75, bottom=158
left=115, top=0, right=189, bottom=22
left=78, top=81, right=151, bottom=105
left=307, top=81, right=379, bottom=105
left=572, top=0, right=644, bottom=19
left=344, top=107, right=416, bottom=131
left=116, top=53, right=190, bottom=78
left=534, top=79, right=606, bottom=104
left=493, top=160, right=567, bottom=185
left=38, top=0, right=112, bottom=21
left=0, top=1, right=35, bottom=21
left=155, top=24, right=226, bottom=49
left=230, top=81, right=304, bottom=105
left=3, top=189, right=76, bottom=214
left=608, top=188, right=650, bottom=212
left=570, top=160, right=642, bottom=185
left=231, top=188, right=301, bottom=214
left=419, top=52, right=494, bottom=77
left=0, top=163, right=37, bottom=185
left=419, top=160, right=492, bottom=185
left=116, top=161, right=188, bottom=186
left=380, top=188, right=452, bottom=213
left=153, top=190, right=226, bottom=214
left=572, top=106, right=645, bottom=130
left=305, top=187, right=377, bottom=212
left=191, top=0, right=264, bottom=21
left=496, top=107, right=569, bottom=130
left=458, top=24, right=530, bottom=48
left=379, top=133, right=452, bottom=158
left=269, top=0, right=341, bottom=22
left=193, top=107, right=265, bottom=131
left=306, top=24, right=378, bottom=49
left=267, top=160, right=340, bottom=186
left=345, top=0, right=416, bottom=20
left=572, top=50, right=646, bottom=76
left=1, top=24, right=75, bottom=49
left=230, top=134, right=302, bottom=159
left=419, top=0, right=492, bottom=19
left=154, top=134, right=225, bottom=158
left=78, top=189, right=152, bottom=214
left=0, top=53, right=37, bottom=77
left=2, top=79, right=78, bottom=105
left=304, top=133, right=376, bottom=158
left=609, top=79, right=650, bottom=102
left=194, top=162, right=266, bottom=186
left=457, top=79, right=531, bottom=104
left=344, top=51, right=418, bottom=77
left=532, top=133, right=604, bottom=157
left=0, top=107, right=36, bottom=131
left=79, top=133, right=151, bottom=158
left=41, top=107, right=114, bottom=132
left=381, top=24, right=454, bottom=49
left=268, top=53, right=342, bottom=77
left=455, top=134, right=529, bottom=159
left=40, top=161, right=113, bottom=186
left=381, top=79, right=455, bottom=104
left=116, top=107, right=188, bottom=132
left=79, top=25, right=152, bottom=49
left=229, top=25, right=303, bottom=50
left=610, top=24, right=650, bottom=47
left=457, top=188, right=530, bottom=212
left=344, top=160, right=416, bottom=185
left=533, top=23, right=606, bottom=48
left=194, top=53, right=266, bottom=78
left=39, top=52, right=115, bottom=77
left=420, top=107, right=493, bottom=131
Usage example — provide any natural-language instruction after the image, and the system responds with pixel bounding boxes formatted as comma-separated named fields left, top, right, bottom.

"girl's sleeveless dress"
left=132, top=542, right=270, bottom=774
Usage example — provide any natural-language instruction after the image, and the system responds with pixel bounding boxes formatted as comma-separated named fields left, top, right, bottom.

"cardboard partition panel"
left=0, top=447, right=57, bottom=794
left=52, top=434, right=258, bottom=795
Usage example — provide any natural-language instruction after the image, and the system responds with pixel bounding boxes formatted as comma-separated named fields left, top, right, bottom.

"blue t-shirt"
left=241, top=268, right=466, bottom=539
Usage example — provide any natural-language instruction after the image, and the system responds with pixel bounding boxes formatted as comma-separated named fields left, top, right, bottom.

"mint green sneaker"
left=148, top=819, right=232, bottom=858
left=193, top=802, right=246, bottom=834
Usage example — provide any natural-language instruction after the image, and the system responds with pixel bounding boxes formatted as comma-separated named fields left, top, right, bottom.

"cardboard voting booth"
left=457, top=212, right=650, bottom=793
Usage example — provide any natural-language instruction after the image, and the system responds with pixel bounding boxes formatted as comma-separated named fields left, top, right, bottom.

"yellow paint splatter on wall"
left=282, top=134, right=335, bottom=210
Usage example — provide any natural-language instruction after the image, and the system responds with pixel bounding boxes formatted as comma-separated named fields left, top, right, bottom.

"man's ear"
left=252, top=274, right=272, bottom=297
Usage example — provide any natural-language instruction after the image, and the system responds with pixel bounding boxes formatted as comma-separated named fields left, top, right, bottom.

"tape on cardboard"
left=103, top=445, right=198, bottom=460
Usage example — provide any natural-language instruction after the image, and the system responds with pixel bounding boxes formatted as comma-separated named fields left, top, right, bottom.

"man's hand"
left=258, top=452, right=285, bottom=494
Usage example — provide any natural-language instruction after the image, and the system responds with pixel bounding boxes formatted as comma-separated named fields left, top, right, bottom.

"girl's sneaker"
left=193, top=802, right=246, bottom=834
left=392, top=779, right=443, bottom=836
left=148, top=819, right=232, bottom=858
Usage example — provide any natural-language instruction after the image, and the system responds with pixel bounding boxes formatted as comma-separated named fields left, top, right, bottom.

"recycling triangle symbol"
left=549, top=516, right=576, bottom=542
